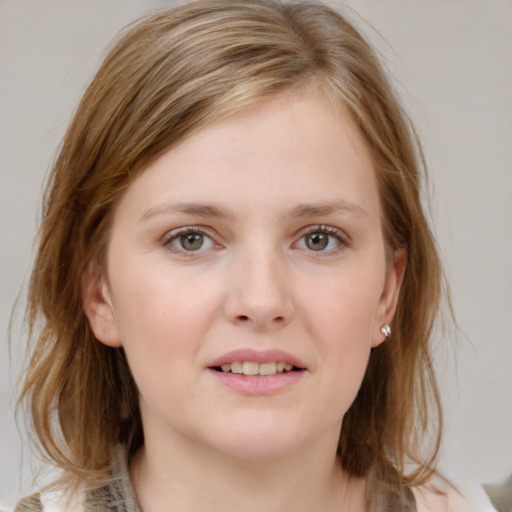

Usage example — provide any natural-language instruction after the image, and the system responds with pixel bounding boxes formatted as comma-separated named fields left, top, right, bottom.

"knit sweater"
left=14, top=447, right=421, bottom=512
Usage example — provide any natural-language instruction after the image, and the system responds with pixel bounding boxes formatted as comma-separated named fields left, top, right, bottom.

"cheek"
left=301, top=265, right=383, bottom=347
left=106, top=261, right=220, bottom=392
left=298, top=266, right=382, bottom=403
left=109, top=254, right=217, bottom=337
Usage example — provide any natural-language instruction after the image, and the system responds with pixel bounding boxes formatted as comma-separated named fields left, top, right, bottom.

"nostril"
left=232, top=313, right=290, bottom=328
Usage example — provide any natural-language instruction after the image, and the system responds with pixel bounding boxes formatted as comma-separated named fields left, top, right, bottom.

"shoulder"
left=412, top=480, right=498, bottom=512
left=14, top=494, right=42, bottom=512
left=14, top=488, right=85, bottom=512
left=13, top=446, right=135, bottom=512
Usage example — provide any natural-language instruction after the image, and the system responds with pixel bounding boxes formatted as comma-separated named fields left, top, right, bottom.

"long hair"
left=19, top=0, right=446, bottom=508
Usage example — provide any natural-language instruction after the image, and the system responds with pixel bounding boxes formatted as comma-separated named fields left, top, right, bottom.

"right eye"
left=163, top=228, right=217, bottom=253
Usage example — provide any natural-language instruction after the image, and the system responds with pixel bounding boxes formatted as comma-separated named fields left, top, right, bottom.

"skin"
left=83, top=90, right=406, bottom=512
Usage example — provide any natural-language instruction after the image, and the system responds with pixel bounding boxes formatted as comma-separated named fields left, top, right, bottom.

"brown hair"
left=19, top=0, right=445, bottom=507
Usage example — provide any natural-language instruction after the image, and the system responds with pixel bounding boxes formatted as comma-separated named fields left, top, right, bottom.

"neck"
left=130, top=428, right=366, bottom=512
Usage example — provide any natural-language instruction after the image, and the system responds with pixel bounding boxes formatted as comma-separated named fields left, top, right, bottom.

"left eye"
left=165, top=229, right=216, bottom=252
left=295, top=228, right=344, bottom=252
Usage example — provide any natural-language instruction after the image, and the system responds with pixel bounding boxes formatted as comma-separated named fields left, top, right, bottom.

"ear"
left=372, top=248, right=407, bottom=348
left=81, top=265, right=122, bottom=347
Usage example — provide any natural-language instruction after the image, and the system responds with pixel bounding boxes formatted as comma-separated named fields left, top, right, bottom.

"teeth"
left=218, top=361, right=296, bottom=376
left=242, top=361, right=259, bottom=376
left=231, top=361, right=243, bottom=374
left=258, top=362, right=277, bottom=375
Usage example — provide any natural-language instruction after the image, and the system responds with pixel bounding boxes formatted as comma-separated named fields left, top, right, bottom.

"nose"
left=224, top=249, right=294, bottom=332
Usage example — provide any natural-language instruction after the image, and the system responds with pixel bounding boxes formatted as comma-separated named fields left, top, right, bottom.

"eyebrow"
left=286, top=201, right=369, bottom=220
left=139, top=199, right=368, bottom=223
left=139, top=201, right=233, bottom=222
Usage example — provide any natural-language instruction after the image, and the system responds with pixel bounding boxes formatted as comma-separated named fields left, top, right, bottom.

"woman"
left=14, top=1, right=490, bottom=511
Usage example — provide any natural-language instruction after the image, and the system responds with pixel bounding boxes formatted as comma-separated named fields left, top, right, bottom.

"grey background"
left=1, top=0, right=511, bottom=509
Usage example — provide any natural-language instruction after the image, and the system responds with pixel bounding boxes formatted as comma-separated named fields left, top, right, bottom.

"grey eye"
left=305, top=233, right=329, bottom=251
left=164, top=228, right=217, bottom=254
left=295, top=227, right=344, bottom=253
left=179, top=233, right=205, bottom=251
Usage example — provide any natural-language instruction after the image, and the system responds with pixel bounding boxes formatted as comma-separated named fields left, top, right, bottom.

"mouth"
left=208, top=349, right=307, bottom=378
left=210, top=361, right=303, bottom=376
left=207, top=350, right=306, bottom=395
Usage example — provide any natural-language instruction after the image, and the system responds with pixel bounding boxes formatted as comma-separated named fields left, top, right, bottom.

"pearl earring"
left=380, top=324, right=391, bottom=338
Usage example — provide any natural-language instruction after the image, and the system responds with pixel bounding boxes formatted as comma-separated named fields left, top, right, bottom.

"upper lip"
left=208, top=349, right=306, bottom=369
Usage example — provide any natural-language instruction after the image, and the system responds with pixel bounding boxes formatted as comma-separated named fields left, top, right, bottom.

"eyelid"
left=160, top=224, right=349, bottom=254
left=161, top=226, right=222, bottom=253
left=293, top=224, right=350, bottom=252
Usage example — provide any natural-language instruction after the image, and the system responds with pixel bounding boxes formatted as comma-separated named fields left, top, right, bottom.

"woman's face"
left=84, top=91, right=405, bottom=461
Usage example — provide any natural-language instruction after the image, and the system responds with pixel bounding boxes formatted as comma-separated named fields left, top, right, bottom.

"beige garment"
left=484, top=474, right=512, bottom=512
left=413, top=481, right=497, bottom=512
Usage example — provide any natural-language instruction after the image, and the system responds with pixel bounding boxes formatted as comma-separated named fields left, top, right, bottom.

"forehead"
left=116, top=90, right=380, bottom=224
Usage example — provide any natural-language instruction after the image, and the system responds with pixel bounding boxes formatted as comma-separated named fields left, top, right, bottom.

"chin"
left=216, top=436, right=302, bottom=461
left=202, top=415, right=310, bottom=461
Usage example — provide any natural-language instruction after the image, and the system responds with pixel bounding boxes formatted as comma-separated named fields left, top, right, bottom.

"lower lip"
left=207, top=369, right=305, bottom=395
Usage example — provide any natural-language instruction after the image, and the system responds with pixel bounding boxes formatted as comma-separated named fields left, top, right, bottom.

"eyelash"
left=161, top=226, right=218, bottom=255
left=294, top=225, right=349, bottom=254
left=161, top=224, right=349, bottom=255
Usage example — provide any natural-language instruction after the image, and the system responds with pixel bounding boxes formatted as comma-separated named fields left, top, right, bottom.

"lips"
left=208, top=349, right=306, bottom=373
left=207, top=349, right=306, bottom=395
left=217, top=361, right=295, bottom=376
